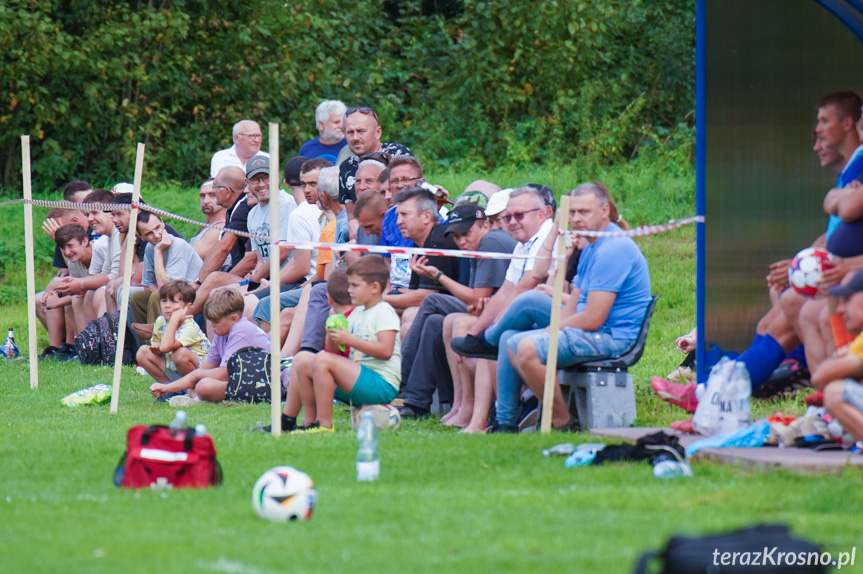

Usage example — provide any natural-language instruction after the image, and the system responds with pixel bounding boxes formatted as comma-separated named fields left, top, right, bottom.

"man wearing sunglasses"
left=210, top=120, right=269, bottom=179
left=337, top=106, right=411, bottom=214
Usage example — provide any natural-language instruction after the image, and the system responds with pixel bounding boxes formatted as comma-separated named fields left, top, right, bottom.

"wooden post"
left=540, top=195, right=570, bottom=434
left=268, top=123, right=282, bottom=437
left=21, top=136, right=39, bottom=388
left=110, top=143, right=145, bottom=413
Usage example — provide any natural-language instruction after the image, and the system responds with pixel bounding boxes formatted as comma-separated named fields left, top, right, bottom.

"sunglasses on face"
left=503, top=208, right=541, bottom=223
left=346, top=106, right=378, bottom=121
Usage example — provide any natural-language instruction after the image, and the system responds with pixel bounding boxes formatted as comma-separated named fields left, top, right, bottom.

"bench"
left=558, top=296, right=659, bottom=430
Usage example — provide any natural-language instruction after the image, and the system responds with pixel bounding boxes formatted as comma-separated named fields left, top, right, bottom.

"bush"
left=0, top=0, right=693, bottom=191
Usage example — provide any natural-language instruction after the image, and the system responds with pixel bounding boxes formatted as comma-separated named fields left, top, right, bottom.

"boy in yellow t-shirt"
left=136, top=280, right=210, bottom=384
left=811, top=271, right=863, bottom=443
left=293, top=255, right=400, bottom=433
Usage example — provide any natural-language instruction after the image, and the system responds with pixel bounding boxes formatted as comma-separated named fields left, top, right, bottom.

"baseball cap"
left=245, top=154, right=270, bottom=179
left=283, top=155, right=308, bottom=187
left=527, top=183, right=556, bottom=211
left=828, top=269, right=863, bottom=298
left=445, top=203, right=487, bottom=235
left=112, top=182, right=134, bottom=195
left=455, top=189, right=489, bottom=210
left=485, top=188, right=513, bottom=217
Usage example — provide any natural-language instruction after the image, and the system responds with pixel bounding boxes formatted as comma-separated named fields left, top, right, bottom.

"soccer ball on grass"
left=251, top=466, right=316, bottom=522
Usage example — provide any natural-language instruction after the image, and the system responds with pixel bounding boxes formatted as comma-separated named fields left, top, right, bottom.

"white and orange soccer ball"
left=350, top=404, right=401, bottom=430
left=251, top=466, right=316, bottom=522
left=788, top=247, right=836, bottom=297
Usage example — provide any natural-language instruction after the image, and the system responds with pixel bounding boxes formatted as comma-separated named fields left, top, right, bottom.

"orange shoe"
left=651, top=377, right=699, bottom=413
left=670, top=417, right=695, bottom=434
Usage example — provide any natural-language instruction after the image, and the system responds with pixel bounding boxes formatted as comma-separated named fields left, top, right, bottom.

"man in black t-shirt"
left=338, top=106, right=411, bottom=212
left=188, top=166, right=256, bottom=317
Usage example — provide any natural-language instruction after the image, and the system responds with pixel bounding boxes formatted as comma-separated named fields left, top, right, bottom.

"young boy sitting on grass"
left=292, top=255, right=401, bottom=433
left=149, top=289, right=270, bottom=407
left=258, top=269, right=355, bottom=432
left=136, top=280, right=210, bottom=386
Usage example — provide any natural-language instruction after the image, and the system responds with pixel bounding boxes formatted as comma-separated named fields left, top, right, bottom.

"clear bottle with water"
left=356, top=411, right=379, bottom=482
left=169, top=410, right=188, bottom=431
left=653, top=454, right=693, bottom=479
left=732, top=361, right=751, bottom=428
left=194, top=423, right=207, bottom=437
left=2, top=328, right=19, bottom=360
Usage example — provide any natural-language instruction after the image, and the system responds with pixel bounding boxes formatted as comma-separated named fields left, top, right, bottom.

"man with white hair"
left=298, top=100, right=348, bottom=164
left=210, top=120, right=269, bottom=178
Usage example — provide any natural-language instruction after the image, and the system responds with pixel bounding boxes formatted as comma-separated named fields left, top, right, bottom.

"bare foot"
left=440, top=404, right=461, bottom=423
left=460, top=423, right=488, bottom=434
left=443, top=409, right=472, bottom=428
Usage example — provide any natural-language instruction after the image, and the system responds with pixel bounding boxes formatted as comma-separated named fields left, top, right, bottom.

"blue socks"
left=738, top=334, right=786, bottom=388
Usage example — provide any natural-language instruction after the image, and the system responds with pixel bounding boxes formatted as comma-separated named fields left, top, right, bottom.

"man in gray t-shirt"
left=134, top=212, right=203, bottom=322
left=398, top=203, right=517, bottom=417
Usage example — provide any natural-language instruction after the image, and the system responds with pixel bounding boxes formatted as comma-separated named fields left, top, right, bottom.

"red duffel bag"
left=114, top=425, right=222, bottom=489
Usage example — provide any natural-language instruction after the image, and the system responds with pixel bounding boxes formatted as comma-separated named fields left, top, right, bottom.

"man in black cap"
left=812, top=270, right=863, bottom=443
left=397, top=202, right=516, bottom=418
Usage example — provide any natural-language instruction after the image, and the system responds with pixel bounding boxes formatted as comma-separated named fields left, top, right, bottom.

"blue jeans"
left=485, top=290, right=555, bottom=345
left=486, top=290, right=557, bottom=426
left=496, top=327, right=634, bottom=426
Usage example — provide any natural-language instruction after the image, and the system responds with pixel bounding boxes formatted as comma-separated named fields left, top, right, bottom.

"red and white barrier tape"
left=2, top=198, right=702, bottom=260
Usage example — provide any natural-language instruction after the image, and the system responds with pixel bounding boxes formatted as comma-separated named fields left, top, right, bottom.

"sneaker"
left=670, top=417, right=695, bottom=434
left=155, top=391, right=185, bottom=403
left=450, top=333, right=499, bottom=360
left=252, top=415, right=298, bottom=433
left=58, top=342, right=76, bottom=355
left=752, top=358, right=811, bottom=399
left=487, top=421, right=518, bottom=433
left=135, top=365, right=149, bottom=376
left=804, top=390, right=824, bottom=407
left=38, top=346, right=61, bottom=360
left=398, top=404, right=429, bottom=419
left=168, top=395, right=204, bottom=407
left=651, top=377, right=698, bottom=413
left=294, top=422, right=334, bottom=435
left=518, top=408, right=539, bottom=433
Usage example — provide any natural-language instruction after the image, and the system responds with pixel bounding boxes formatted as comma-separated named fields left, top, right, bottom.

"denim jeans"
left=486, top=290, right=556, bottom=426
left=495, top=327, right=634, bottom=426
left=485, top=290, right=554, bottom=346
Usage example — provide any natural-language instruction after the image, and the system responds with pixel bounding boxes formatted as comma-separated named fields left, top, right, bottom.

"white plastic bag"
left=692, top=358, right=750, bottom=436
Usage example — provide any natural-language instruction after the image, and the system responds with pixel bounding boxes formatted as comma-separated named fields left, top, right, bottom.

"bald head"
left=213, top=166, right=246, bottom=209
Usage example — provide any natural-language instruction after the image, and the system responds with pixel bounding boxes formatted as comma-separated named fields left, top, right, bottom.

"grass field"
left=2, top=160, right=862, bottom=573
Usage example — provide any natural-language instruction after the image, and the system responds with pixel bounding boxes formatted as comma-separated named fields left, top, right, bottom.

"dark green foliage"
left=0, top=0, right=693, bottom=191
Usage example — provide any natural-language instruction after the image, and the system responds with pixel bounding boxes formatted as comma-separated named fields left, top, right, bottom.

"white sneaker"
left=168, top=395, right=204, bottom=408
left=135, top=365, right=148, bottom=376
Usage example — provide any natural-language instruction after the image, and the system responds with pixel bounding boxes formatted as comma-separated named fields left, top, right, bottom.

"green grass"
left=4, top=160, right=859, bottom=573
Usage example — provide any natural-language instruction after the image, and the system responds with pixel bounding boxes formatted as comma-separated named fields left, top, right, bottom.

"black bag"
left=592, top=431, right=686, bottom=465
left=225, top=347, right=291, bottom=403
left=634, top=524, right=826, bottom=574
left=74, top=310, right=135, bottom=366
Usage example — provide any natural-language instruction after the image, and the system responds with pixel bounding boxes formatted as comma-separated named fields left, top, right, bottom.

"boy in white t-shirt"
left=293, top=255, right=400, bottom=433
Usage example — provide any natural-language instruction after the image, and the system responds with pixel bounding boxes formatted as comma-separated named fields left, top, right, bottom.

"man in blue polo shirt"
left=506, top=182, right=652, bottom=431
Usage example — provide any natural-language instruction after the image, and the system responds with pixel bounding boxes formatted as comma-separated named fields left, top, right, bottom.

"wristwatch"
left=434, top=270, right=444, bottom=283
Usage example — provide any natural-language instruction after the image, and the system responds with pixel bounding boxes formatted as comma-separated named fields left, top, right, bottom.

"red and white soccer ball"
left=788, top=247, right=836, bottom=297
left=252, top=466, right=316, bottom=522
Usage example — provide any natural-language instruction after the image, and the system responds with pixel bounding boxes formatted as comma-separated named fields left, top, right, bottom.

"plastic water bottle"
left=194, top=423, right=207, bottom=437
left=732, top=361, right=751, bottom=428
left=169, top=410, right=188, bottom=430
left=543, top=443, right=576, bottom=457
left=1, top=328, right=19, bottom=359
left=652, top=454, right=693, bottom=479
left=356, top=411, right=379, bottom=482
